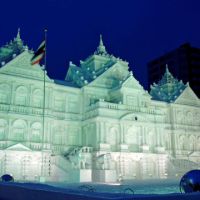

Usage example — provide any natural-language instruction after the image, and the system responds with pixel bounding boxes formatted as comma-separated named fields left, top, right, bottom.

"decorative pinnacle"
left=165, top=64, right=169, bottom=73
left=96, top=34, right=107, bottom=55
left=17, top=28, right=21, bottom=39
left=100, top=34, right=103, bottom=46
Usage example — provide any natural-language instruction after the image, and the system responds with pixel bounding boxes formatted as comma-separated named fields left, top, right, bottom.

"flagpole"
left=41, top=28, right=47, bottom=181
left=42, top=29, right=47, bottom=150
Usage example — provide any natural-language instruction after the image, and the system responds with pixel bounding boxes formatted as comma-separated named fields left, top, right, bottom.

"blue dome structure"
left=1, top=174, right=14, bottom=182
left=180, top=170, right=200, bottom=193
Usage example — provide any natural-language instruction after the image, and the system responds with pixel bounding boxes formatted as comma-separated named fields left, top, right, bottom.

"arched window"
left=125, top=126, right=140, bottom=152
left=15, top=86, right=28, bottom=106
left=189, top=135, right=195, bottom=151
left=53, top=126, right=64, bottom=145
left=32, top=89, right=43, bottom=108
left=196, top=113, right=200, bottom=126
left=31, top=122, right=42, bottom=142
left=164, top=133, right=170, bottom=150
left=68, top=130, right=77, bottom=145
left=107, top=127, right=118, bottom=145
left=179, top=135, right=187, bottom=150
left=197, top=137, right=200, bottom=151
left=54, top=96, right=65, bottom=111
left=0, top=119, right=7, bottom=140
left=0, top=84, right=10, bottom=104
left=177, top=111, right=184, bottom=124
left=186, top=112, right=193, bottom=125
left=125, top=126, right=138, bottom=145
left=11, top=119, right=26, bottom=141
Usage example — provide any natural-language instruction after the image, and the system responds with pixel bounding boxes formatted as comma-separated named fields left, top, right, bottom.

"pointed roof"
left=0, top=50, right=52, bottom=82
left=150, top=65, right=186, bottom=102
left=16, top=28, right=21, bottom=40
left=88, top=62, right=130, bottom=88
left=159, top=64, right=176, bottom=85
left=65, top=35, right=129, bottom=88
left=6, top=143, right=31, bottom=151
left=95, top=34, right=108, bottom=55
left=0, top=28, right=25, bottom=66
left=175, top=86, right=200, bottom=106
left=122, top=71, right=144, bottom=90
left=65, top=59, right=117, bottom=87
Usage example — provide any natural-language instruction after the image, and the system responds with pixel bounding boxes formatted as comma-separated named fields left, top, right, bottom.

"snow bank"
left=0, top=182, right=200, bottom=200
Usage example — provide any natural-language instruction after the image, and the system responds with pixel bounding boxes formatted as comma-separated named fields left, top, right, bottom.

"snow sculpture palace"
left=0, top=30, right=200, bottom=183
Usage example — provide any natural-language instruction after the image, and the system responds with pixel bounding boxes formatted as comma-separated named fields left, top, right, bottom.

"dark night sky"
left=1, top=0, right=200, bottom=89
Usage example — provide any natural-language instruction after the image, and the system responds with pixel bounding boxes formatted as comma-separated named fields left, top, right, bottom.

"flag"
left=31, top=41, right=45, bottom=65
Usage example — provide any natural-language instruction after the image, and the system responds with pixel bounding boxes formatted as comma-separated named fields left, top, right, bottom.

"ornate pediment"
left=120, top=109, right=165, bottom=123
left=121, top=73, right=144, bottom=91
left=0, top=50, right=52, bottom=82
left=88, top=62, right=129, bottom=89
left=190, top=151, right=200, bottom=157
left=6, top=143, right=31, bottom=151
left=175, top=86, right=200, bottom=106
left=120, top=112, right=147, bottom=122
left=64, top=35, right=129, bottom=88
left=150, top=66, right=186, bottom=103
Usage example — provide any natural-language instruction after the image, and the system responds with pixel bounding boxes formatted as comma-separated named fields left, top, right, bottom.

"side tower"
left=150, top=65, right=200, bottom=178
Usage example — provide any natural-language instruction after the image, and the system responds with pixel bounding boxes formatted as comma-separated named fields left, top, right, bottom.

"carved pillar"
left=96, top=122, right=99, bottom=147
left=142, top=127, right=146, bottom=145
left=27, top=121, right=31, bottom=144
left=45, top=120, right=50, bottom=144
left=7, top=119, right=12, bottom=141
left=120, top=123, right=124, bottom=143
left=46, top=87, right=51, bottom=109
left=144, top=127, right=147, bottom=145
left=3, top=120, right=8, bottom=142
left=100, top=122, right=104, bottom=143
left=155, top=128, right=158, bottom=146
left=139, top=130, right=142, bottom=145
left=30, top=84, right=34, bottom=107
left=123, top=124, right=126, bottom=143
left=27, top=84, right=31, bottom=107
left=117, top=124, right=121, bottom=145
left=160, top=128, right=163, bottom=146
left=11, top=82, right=15, bottom=105
left=45, top=87, right=48, bottom=109
left=103, top=122, right=106, bottom=143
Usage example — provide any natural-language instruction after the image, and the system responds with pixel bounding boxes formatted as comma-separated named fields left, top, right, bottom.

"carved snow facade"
left=0, top=31, right=200, bottom=182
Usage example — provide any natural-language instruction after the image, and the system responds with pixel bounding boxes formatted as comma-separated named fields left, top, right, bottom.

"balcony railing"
left=0, top=103, right=81, bottom=120
left=86, top=101, right=163, bottom=115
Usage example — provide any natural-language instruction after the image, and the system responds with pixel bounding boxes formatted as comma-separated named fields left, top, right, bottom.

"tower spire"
left=96, top=34, right=107, bottom=55
left=165, top=64, right=169, bottom=73
left=17, top=28, right=21, bottom=39
left=12, top=27, right=24, bottom=50
left=100, top=34, right=103, bottom=46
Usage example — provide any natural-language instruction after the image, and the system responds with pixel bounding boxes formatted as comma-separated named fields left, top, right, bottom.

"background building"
left=147, top=43, right=200, bottom=97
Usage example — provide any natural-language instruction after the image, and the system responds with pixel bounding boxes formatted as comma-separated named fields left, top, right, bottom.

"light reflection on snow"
left=49, top=179, right=180, bottom=195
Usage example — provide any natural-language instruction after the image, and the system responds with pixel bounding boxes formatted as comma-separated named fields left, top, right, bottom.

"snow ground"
left=0, top=180, right=200, bottom=200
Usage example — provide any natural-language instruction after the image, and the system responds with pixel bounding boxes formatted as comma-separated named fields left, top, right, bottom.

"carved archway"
left=0, top=119, right=7, bottom=140
left=31, top=122, right=42, bottom=142
left=11, top=119, right=27, bottom=141
left=0, top=84, right=10, bottom=104
left=15, top=86, right=28, bottom=106
left=125, top=126, right=139, bottom=151
left=32, top=89, right=43, bottom=108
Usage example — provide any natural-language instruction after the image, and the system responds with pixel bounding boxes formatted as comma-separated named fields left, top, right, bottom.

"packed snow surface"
left=0, top=179, right=200, bottom=200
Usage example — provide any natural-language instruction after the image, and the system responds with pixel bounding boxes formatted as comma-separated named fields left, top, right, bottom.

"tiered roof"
left=65, top=35, right=128, bottom=87
left=150, top=65, right=186, bottom=102
left=0, top=29, right=26, bottom=66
